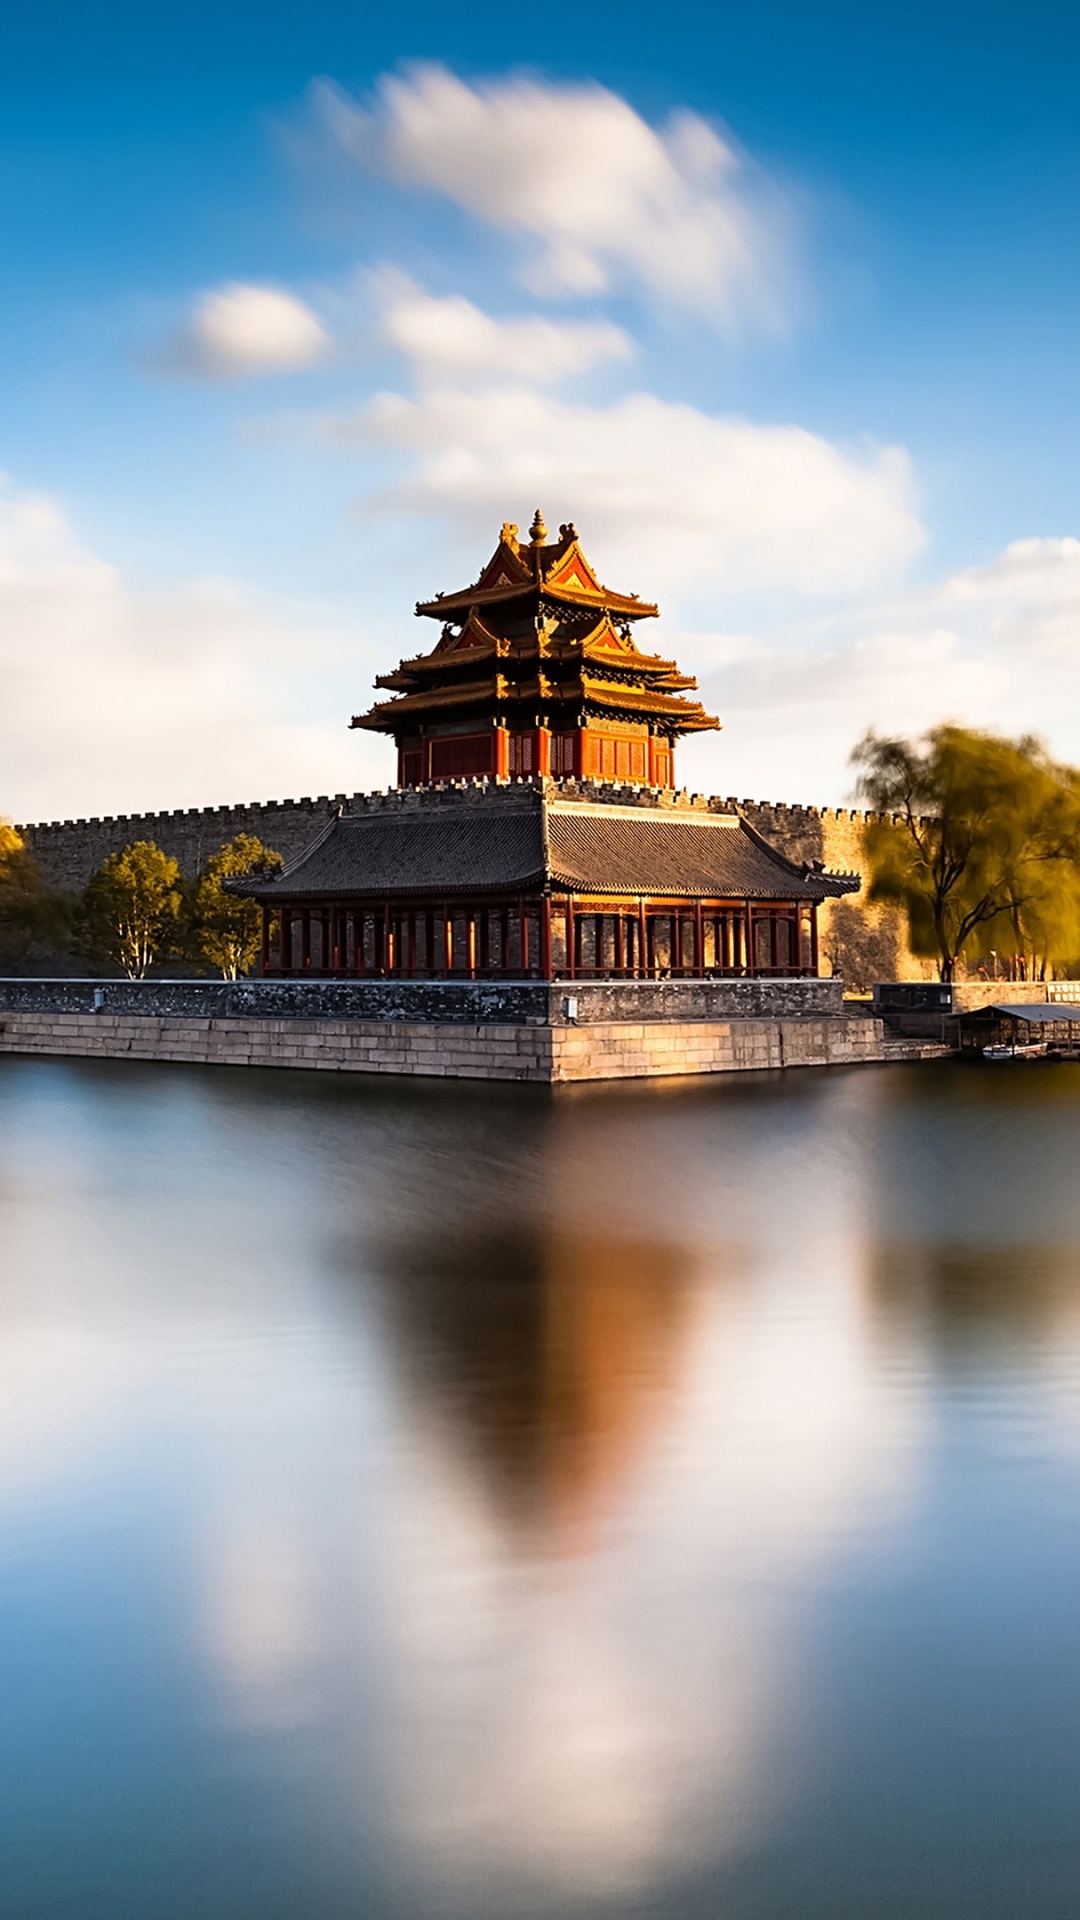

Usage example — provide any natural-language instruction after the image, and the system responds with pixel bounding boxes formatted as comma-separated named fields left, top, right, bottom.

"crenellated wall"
left=14, top=780, right=933, bottom=986
left=17, top=793, right=355, bottom=893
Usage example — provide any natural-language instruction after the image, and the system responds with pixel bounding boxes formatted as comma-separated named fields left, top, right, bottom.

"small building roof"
left=959, top=1001, right=1080, bottom=1025
left=237, top=787, right=860, bottom=905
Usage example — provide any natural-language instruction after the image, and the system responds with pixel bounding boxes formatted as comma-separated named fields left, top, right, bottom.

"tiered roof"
left=351, top=511, right=719, bottom=741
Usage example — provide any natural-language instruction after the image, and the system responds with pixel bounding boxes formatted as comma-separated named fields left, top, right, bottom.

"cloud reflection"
left=351, top=1083, right=927, bottom=1901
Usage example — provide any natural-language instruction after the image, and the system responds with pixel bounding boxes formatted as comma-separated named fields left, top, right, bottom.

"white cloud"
left=163, top=282, right=330, bottom=380
left=0, top=478, right=378, bottom=822
left=675, top=535, right=1080, bottom=804
left=317, top=65, right=790, bottom=328
left=326, top=383, right=922, bottom=600
left=372, top=270, right=634, bottom=386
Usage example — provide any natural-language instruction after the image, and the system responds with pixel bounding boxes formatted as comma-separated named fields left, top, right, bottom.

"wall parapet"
left=0, top=975, right=848, bottom=1026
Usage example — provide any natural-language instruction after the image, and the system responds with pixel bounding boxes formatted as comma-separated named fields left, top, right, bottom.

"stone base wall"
left=0, top=1008, right=902, bottom=1083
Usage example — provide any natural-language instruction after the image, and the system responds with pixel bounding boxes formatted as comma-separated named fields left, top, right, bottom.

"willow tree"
left=853, top=726, right=1080, bottom=981
left=76, top=841, right=184, bottom=979
left=191, top=834, right=283, bottom=979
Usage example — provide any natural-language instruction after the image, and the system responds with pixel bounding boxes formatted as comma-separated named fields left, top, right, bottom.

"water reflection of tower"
left=370, top=1217, right=701, bottom=1555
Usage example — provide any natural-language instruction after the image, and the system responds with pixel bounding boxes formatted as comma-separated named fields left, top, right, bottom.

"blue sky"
left=5, top=0, right=1080, bottom=818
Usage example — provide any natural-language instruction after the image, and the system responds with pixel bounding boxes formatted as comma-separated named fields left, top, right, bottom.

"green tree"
left=76, top=841, right=184, bottom=979
left=190, top=834, right=283, bottom=979
left=0, top=822, right=46, bottom=962
left=853, top=726, right=1080, bottom=981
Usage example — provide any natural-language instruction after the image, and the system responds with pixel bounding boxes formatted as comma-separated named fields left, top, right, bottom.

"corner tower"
left=350, top=511, right=720, bottom=788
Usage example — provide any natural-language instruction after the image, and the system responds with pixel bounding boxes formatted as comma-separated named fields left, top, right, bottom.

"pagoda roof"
left=415, top=513, right=658, bottom=623
left=372, top=610, right=698, bottom=690
left=238, top=787, right=859, bottom=904
left=351, top=671, right=718, bottom=733
left=355, top=512, right=719, bottom=744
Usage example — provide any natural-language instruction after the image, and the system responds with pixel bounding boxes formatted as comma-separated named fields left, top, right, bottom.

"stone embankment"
left=0, top=978, right=944, bottom=1084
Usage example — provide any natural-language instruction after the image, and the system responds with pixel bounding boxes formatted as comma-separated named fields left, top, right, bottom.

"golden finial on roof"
left=500, top=521, right=519, bottom=551
left=529, top=508, right=547, bottom=546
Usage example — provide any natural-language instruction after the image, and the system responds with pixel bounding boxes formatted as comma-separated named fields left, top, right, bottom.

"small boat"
left=983, top=1041, right=1048, bottom=1062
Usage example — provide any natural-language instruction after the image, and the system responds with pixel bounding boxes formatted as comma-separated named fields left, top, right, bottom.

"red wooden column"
left=694, top=901, right=704, bottom=977
left=614, top=914, right=625, bottom=976
left=301, top=911, right=312, bottom=972
left=495, top=727, right=509, bottom=780
left=536, top=727, right=551, bottom=777
left=540, top=897, right=553, bottom=979
left=810, top=903, right=820, bottom=977
left=517, top=895, right=528, bottom=975
left=744, top=901, right=754, bottom=977
left=443, top=902, right=453, bottom=975
left=261, top=908, right=271, bottom=976
left=638, top=899, right=648, bottom=977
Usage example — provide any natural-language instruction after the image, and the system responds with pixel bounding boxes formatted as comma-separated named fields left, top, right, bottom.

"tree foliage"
left=0, top=822, right=41, bottom=923
left=190, top=834, right=283, bottom=979
left=76, top=841, right=184, bottom=979
left=853, top=726, right=1080, bottom=981
left=0, top=822, right=46, bottom=961
left=1, top=824, right=80, bottom=964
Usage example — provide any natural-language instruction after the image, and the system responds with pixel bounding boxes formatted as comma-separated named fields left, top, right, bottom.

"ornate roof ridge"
left=415, top=513, right=658, bottom=620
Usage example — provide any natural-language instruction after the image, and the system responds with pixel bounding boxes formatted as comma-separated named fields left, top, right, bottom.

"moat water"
left=2, top=1054, right=1080, bottom=1919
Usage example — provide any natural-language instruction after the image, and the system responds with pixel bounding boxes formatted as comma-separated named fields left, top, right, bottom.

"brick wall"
left=739, top=799, right=933, bottom=987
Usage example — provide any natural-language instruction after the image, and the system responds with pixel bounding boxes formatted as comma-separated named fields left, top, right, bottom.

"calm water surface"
left=1, top=1055, right=1080, bottom=1918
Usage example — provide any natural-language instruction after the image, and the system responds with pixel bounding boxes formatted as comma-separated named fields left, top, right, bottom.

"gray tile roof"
left=248, top=809, right=544, bottom=898
left=546, top=810, right=854, bottom=898
left=240, top=794, right=857, bottom=904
